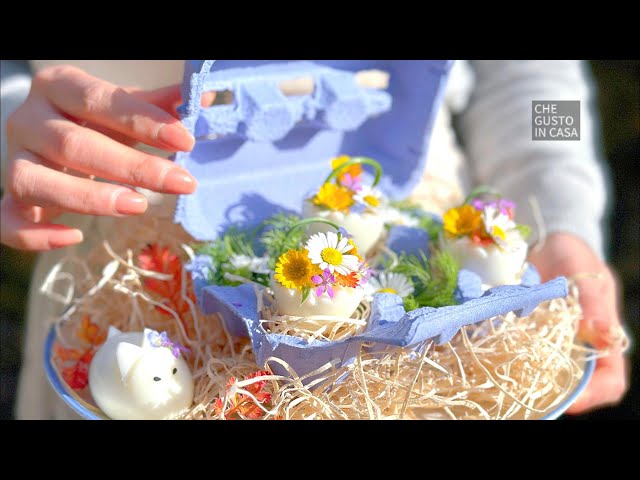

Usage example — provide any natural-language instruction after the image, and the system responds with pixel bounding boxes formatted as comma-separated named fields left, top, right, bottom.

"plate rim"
left=44, top=325, right=596, bottom=420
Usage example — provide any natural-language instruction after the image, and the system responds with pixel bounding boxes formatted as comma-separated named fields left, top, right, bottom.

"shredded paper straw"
left=42, top=213, right=628, bottom=420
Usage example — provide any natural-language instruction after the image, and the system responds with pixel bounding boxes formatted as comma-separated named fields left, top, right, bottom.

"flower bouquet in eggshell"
left=440, top=187, right=533, bottom=287
left=302, top=156, right=388, bottom=256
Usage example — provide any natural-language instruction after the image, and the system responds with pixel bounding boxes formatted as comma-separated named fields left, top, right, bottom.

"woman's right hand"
left=1, top=64, right=198, bottom=251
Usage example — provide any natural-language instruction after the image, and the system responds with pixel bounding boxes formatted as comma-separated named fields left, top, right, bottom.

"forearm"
left=459, top=60, right=610, bottom=259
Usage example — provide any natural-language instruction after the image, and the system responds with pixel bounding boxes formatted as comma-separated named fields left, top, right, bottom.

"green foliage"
left=389, top=199, right=422, bottom=212
left=392, top=251, right=432, bottom=287
left=417, top=216, right=443, bottom=243
left=193, top=213, right=306, bottom=287
left=515, top=224, right=532, bottom=240
left=388, top=200, right=442, bottom=242
left=194, top=227, right=268, bottom=287
left=403, top=295, right=420, bottom=312
left=391, top=249, right=460, bottom=310
left=259, top=213, right=304, bottom=268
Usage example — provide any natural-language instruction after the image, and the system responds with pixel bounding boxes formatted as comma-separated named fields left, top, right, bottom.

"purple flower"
left=471, top=198, right=516, bottom=217
left=350, top=203, right=367, bottom=214
left=358, top=262, right=374, bottom=284
left=312, top=268, right=336, bottom=298
left=341, top=173, right=362, bottom=192
left=338, top=227, right=353, bottom=240
left=147, top=330, right=189, bottom=358
left=470, top=199, right=486, bottom=211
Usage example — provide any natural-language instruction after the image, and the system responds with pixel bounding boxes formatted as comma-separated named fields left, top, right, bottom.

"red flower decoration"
left=55, top=316, right=105, bottom=391
left=137, top=245, right=196, bottom=335
left=212, top=371, right=272, bottom=420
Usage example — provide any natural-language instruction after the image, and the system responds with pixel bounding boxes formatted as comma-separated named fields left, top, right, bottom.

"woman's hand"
left=528, top=232, right=629, bottom=414
left=1, top=65, right=198, bottom=251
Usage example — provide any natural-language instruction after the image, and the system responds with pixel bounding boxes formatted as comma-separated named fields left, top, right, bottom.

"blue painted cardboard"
left=174, top=60, right=453, bottom=240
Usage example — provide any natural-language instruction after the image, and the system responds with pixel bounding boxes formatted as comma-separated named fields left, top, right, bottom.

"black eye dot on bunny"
left=173, top=368, right=177, bottom=375
left=153, top=377, right=161, bottom=382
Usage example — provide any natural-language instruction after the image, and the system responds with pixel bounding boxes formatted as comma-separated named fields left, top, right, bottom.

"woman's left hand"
left=528, top=232, right=629, bottom=414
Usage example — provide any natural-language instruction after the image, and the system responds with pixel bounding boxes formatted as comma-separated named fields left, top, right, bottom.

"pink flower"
left=312, top=268, right=337, bottom=298
left=341, top=173, right=362, bottom=192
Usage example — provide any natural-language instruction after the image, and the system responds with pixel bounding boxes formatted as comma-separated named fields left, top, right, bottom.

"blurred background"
left=1, top=60, right=638, bottom=419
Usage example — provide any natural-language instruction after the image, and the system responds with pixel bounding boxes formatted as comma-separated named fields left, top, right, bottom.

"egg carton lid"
left=173, top=60, right=453, bottom=241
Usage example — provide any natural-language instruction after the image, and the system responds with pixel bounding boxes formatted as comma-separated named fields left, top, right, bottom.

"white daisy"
left=364, top=272, right=414, bottom=300
left=482, top=205, right=516, bottom=248
left=225, top=254, right=271, bottom=274
left=305, top=231, right=360, bottom=275
left=353, top=185, right=385, bottom=211
left=380, top=206, right=420, bottom=227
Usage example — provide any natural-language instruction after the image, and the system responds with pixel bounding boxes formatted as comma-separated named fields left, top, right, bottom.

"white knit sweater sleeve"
left=457, top=60, right=609, bottom=259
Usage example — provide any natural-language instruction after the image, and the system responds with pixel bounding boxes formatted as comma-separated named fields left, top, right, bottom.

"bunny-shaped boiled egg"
left=89, top=327, right=194, bottom=420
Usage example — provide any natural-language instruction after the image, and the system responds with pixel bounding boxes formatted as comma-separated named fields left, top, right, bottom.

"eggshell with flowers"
left=303, top=156, right=387, bottom=257
left=441, top=198, right=530, bottom=286
left=271, top=229, right=370, bottom=318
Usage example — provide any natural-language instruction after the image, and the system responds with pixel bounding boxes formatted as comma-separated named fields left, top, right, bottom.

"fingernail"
left=163, top=168, right=198, bottom=194
left=49, top=229, right=84, bottom=249
left=114, top=191, right=148, bottom=215
left=157, top=123, right=195, bottom=151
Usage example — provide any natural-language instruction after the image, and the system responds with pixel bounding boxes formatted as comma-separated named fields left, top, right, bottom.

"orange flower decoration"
left=443, top=205, right=482, bottom=238
left=312, top=183, right=355, bottom=213
left=212, top=371, right=272, bottom=420
left=331, top=155, right=363, bottom=182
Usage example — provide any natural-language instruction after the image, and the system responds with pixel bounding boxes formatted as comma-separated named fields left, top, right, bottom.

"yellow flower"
left=348, top=239, right=363, bottom=261
left=331, top=155, right=363, bottom=181
left=312, top=183, right=355, bottom=213
left=443, top=205, right=482, bottom=238
left=274, top=249, right=318, bottom=290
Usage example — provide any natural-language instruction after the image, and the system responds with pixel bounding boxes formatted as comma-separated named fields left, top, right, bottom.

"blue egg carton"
left=172, top=59, right=571, bottom=381
left=173, top=60, right=452, bottom=240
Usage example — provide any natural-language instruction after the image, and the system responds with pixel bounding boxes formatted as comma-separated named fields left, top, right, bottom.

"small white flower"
left=482, top=206, right=516, bottom=248
left=353, top=185, right=385, bottom=211
left=364, top=272, right=414, bottom=300
left=226, top=254, right=271, bottom=274
left=306, top=231, right=360, bottom=275
left=380, top=206, right=420, bottom=227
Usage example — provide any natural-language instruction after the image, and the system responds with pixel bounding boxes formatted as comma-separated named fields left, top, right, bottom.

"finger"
left=566, top=352, right=627, bottom=414
left=133, top=85, right=184, bottom=115
left=7, top=151, right=149, bottom=216
left=574, top=272, right=623, bottom=349
left=14, top=201, right=64, bottom=224
left=134, top=85, right=216, bottom=114
left=11, top=102, right=197, bottom=194
left=38, top=66, right=194, bottom=152
left=0, top=195, right=83, bottom=251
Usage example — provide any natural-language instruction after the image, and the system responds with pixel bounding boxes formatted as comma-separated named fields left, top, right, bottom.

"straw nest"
left=44, top=213, right=626, bottom=420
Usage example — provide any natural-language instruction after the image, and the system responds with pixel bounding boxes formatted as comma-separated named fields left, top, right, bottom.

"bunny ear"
left=141, top=328, right=157, bottom=350
left=116, top=342, right=144, bottom=383
left=107, top=326, right=122, bottom=339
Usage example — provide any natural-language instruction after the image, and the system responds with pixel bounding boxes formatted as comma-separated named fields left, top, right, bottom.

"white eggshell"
left=443, top=236, right=528, bottom=286
left=89, top=329, right=194, bottom=420
left=302, top=202, right=385, bottom=256
left=272, top=281, right=364, bottom=318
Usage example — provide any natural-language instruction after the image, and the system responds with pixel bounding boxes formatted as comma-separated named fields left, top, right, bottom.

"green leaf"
left=300, top=286, right=311, bottom=305
left=403, top=295, right=419, bottom=311
left=515, top=224, right=532, bottom=239
left=417, top=215, right=443, bottom=243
